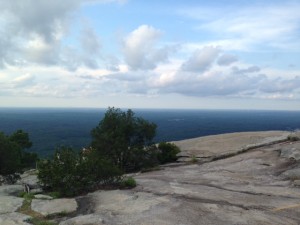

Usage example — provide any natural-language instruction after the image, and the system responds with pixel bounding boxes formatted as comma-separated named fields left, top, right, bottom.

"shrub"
left=288, top=134, right=300, bottom=142
left=121, top=177, right=136, bottom=188
left=190, top=155, right=198, bottom=163
left=157, top=142, right=180, bottom=164
left=38, top=147, right=122, bottom=197
left=48, top=192, right=61, bottom=199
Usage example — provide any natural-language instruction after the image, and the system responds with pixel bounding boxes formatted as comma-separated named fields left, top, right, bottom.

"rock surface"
left=60, top=131, right=300, bottom=225
left=1, top=131, right=300, bottom=225
left=31, top=198, right=78, bottom=216
left=34, top=194, right=53, bottom=200
left=60, top=214, right=105, bottom=225
left=0, top=184, right=29, bottom=225
left=174, top=131, right=290, bottom=161
left=0, top=196, right=24, bottom=214
left=0, top=185, right=23, bottom=196
left=0, top=212, right=31, bottom=225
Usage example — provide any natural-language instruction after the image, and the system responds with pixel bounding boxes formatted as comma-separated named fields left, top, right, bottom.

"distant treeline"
left=0, top=108, right=299, bottom=157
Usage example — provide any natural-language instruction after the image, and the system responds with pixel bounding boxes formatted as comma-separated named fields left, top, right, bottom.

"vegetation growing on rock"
left=91, top=107, right=158, bottom=172
left=38, top=147, right=122, bottom=197
left=1, top=108, right=180, bottom=197
left=0, top=130, right=38, bottom=182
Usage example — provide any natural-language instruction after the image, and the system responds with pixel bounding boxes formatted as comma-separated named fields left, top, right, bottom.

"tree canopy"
left=91, top=107, right=157, bottom=172
left=0, top=130, right=37, bottom=178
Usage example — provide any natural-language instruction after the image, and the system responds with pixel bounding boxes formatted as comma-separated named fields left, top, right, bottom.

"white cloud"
left=122, top=25, right=174, bottom=70
left=180, top=2, right=300, bottom=52
left=217, top=54, right=238, bottom=66
left=0, top=0, right=121, bottom=70
left=12, top=73, right=35, bottom=87
left=181, top=46, right=220, bottom=72
left=232, top=66, right=261, bottom=74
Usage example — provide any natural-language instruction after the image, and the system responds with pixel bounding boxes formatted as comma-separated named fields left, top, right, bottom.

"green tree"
left=91, top=107, right=157, bottom=172
left=9, top=130, right=37, bottom=169
left=0, top=130, right=37, bottom=180
left=9, top=130, right=32, bottom=149
left=0, top=132, right=22, bottom=175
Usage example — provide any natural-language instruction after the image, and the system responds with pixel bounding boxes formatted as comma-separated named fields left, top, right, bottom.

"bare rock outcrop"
left=64, top=131, right=300, bottom=225
left=2, top=131, right=300, bottom=225
left=31, top=198, right=78, bottom=216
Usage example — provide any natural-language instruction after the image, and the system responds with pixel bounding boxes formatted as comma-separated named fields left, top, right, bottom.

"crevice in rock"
left=177, top=138, right=290, bottom=164
left=174, top=181, right=300, bottom=200
left=72, top=195, right=95, bottom=216
left=137, top=188, right=268, bottom=211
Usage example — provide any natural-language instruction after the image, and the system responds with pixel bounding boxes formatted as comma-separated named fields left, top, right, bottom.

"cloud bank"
left=0, top=0, right=299, bottom=109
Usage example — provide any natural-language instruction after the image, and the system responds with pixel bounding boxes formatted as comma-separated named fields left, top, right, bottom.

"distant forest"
left=1, top=108, right=300, bottom=157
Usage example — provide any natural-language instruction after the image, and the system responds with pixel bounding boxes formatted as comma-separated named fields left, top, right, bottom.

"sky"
left=0, top=0, right=299, bottom=110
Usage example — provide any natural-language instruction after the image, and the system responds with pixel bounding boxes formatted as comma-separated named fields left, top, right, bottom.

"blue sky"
left=0, top=0, right=299, bottom=110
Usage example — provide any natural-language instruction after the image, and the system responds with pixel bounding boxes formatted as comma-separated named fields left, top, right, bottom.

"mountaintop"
left=1, top=131, right=300, bottom=225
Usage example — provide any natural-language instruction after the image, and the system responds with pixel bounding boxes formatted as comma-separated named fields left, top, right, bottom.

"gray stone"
left=0, top=185, right=23, bottom=196
left=280, top=142, right=300, bottom=160
left=0, top=212, right=31, bottom=225
left=0, top=196, right=24, bottom=214
left=59, top=214, right=105, bottom=225
left=18, top=169, right=39, bottom=188
left=173, top=131, right=290, bottom=160
left=31, top=198, right=78, bottom=216
left=282, top=168, right=300, bottom=180
left=30, top=188, right=43, bottom=194
left=293, top=180, right=300, bottom=186
left=34, top=194, right=53, bottom=200
left=90, top=190, right=172, bottom=215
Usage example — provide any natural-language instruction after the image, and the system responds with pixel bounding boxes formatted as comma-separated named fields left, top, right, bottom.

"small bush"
left=157, top=142, right=180, bottom=164
left=18, top=191, right=26, bottom=198
left=48, top=192, right=61, bottom=199
left=121, top=177, right=136, bottom=188
left=288, top=135, right=300, bottom=142
left=38, top=147, right=122, bottom=197
left=190, top=155, right=198, bottom=163
left=23, top=192, right=35, bottom=200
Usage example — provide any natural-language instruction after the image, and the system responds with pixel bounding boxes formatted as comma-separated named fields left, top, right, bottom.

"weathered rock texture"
left=2, top=131, right=300, bottom=225
left=0, top=212, right=31, bottom=225
left=31, top=198, right=78, bottom=216
left=61, top=131, right=300, bottom=225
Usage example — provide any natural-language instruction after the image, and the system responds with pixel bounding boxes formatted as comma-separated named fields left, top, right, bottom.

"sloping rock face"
left=174, top=131, right=290, bottom=161
left=2, top=131, right=300, bottom=225
left=62, top=131, right=300, bottom=225
left=31, top=198, right=78, bottom=216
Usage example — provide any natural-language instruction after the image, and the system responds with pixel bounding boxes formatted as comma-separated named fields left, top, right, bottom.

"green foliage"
left=288, top=134, right=300, bottom=142
left=38, top=146, right=122, bottom=197
left=48, top=192, right=61, bottom=199
left=18, top=191, right=35, bottom=200
left=0, top=132, right=22, bottom=176
left=9, top=130, right=32, bottom=149
left=190, top=155, right=198, bottom=163
left=157, top=142, right=180, bottom=164
left=0, top=130, right=37, bottom=178
left=91, top=107, right=157, bottom=172
left=121, top=176, right=136, bottom=188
